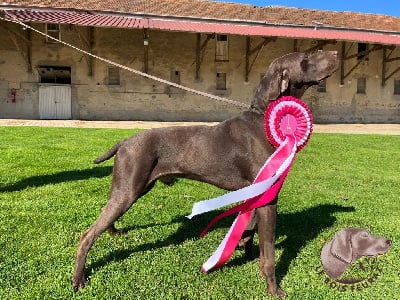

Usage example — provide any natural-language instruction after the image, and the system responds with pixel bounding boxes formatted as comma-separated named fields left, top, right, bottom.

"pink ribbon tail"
left=201, top=135, right=297, bottom=273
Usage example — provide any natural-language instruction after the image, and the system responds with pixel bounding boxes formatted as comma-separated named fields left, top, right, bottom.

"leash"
left=1, top=10, right=249, bottom=110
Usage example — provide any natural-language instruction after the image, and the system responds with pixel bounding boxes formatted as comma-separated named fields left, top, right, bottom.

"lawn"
left=0, top=126, right=399, bottom=299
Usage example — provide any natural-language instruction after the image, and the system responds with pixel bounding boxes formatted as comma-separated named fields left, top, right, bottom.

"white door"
left=39, top=85, right=71, bottom=119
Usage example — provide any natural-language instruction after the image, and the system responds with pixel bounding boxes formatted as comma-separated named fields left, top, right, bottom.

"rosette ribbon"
left=186, top=96, right=313, bottom=273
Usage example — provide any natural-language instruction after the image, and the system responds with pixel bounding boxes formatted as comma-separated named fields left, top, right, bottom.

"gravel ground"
left=1, top=119, right=400, bottom=135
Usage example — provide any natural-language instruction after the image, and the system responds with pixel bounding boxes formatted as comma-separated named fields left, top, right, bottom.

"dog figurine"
left=321, top=228, right=391, bottom=280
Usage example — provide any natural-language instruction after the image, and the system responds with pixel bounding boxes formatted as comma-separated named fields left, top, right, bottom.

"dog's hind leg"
left=71, top=188, right=142, bottom=290
left=72, top=150, right=154, bottom=291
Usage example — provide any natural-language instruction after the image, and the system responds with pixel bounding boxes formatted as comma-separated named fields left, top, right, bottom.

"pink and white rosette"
left=187, top=96, right=313, bottom=273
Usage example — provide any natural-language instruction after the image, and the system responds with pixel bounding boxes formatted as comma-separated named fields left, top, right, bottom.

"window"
left=317, top=80, right=326, bottom=92
left=170, top=70, right=181, bottom=85
left=394, top=80, right=400, bottom=95
left=215, top=34, right=229, bottom=61
left=38, top=66, right=71, bottom=84
left=357, top=77, right=366, bottom=94
left=216, top=72, right=226, bottom=90
left=46, top=23, right=61, bottom=43
left=357, top=43, right=368, bottom=60
left=108, top=67, right=120, bottom=85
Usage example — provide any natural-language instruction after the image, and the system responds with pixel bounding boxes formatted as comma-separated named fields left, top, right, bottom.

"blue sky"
left=218, top=1, right=400, bottom=17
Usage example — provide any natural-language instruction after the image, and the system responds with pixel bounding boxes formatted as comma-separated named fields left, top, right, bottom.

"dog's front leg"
left=256, top=202, right=286, bottom=298
left=238, top=210, right=257, bottom=260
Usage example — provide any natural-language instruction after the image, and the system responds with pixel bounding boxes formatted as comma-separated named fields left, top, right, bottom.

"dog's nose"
left=386, top=239, right=392, bottom=246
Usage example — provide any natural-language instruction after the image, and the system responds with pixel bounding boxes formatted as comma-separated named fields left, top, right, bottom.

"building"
left=0, top=0, right=400, bottom=123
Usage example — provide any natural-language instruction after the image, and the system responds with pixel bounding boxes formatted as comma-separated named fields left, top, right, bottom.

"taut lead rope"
left=1, top=10, right=249, bottom=109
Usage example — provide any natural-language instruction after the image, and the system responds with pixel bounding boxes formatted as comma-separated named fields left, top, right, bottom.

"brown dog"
left=72, top=51, right=339, bottom=297
left=321, top=228, right=391, bottom=280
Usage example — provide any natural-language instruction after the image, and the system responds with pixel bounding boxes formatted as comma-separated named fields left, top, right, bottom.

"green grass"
left=0, top=126, right=399, bottom=299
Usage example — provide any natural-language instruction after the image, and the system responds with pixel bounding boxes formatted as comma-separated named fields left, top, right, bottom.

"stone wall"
left=0, top=21, right=399, bottom=123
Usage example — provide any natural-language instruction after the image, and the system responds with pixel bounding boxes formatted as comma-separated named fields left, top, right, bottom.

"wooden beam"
left=88, top=27, right=94, bottom=77
left=293, top=39, right=299, bottom=52
left=195, top=33, right=201, bottom=80
left=343, top=44, right=383, bottom=60
left=195, top=33, right=214, bottom=80
left=382, top=46, right=400, bottom=86
left=143, top=28, right=149, bottom=74
left=340, top=43, right=383, bottom=84
left=340, top=42, right=346, bottom=85
left=6, top=27, right=30, bottom=72
left=382, top=47, right=387, bottom=87
left=0, top=21, right=32, bottom=72
left=73, top=26, right=90, bottom=48
left=245, top=37, right=276, bottom=82
left=245, top=36, right=250, bottom=82
left=26, top=25, right=32, bottom=73
left=343, top=54, right=368, bottom=80
left=73, top=26, right=94, bottom=76
left=0, top=22, right=32, bottom=45
left=384, top=66, right=400, bottom=85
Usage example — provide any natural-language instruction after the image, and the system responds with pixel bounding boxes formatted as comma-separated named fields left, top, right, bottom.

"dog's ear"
left=280, top=69, right=290, bottom=93
left=266, top=68, right=290, bottom=101
left=251, top=67, right=291, bottom=111
left=330, top=229, right=353, bottom=264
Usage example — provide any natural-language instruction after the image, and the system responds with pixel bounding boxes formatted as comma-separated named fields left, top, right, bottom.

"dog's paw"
left=107, top=226, right=126, bottom=236
left=71, top=274, right=88, bottom=292
left=268, top=287, right=286, bottom=299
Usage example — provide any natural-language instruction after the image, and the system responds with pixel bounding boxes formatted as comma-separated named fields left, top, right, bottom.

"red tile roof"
left=1, top=0, right=400, bottom=45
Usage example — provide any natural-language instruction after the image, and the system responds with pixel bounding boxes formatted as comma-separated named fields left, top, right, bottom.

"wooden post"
left=196, top=33, right=201, bottom=80
left=143, top=28, right=149, bottom=74
left=340, top=41, right=345, bottom=86
left=26, top=24, right=32, bottom=73
left=245, top=36, right=250, bottom=82
left=88, top=27, right=94, bottom=77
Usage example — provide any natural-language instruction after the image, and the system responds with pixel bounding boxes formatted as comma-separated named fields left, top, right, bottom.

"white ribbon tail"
left=186, top=143, right=296, bottom=220
left=186, top=176, right=278, bottom=219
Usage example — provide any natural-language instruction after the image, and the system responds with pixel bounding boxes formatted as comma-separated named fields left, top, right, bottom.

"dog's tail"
left=94, top=140, right=125, bottom=164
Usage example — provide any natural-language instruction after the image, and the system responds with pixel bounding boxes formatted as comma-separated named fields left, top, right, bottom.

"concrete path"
left=1, top=119, right=400, bottom=135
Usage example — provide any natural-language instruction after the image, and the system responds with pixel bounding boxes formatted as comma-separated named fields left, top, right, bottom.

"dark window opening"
left=216, top=34, right=228, bottom=42
left=215, top=34, right=229, bottom=61
left=170, top=70, right=181, bottom=85
left=394, top=80, right=400, bottom=95
left=216, top=72, right=226, bottom=90
left=108, top=67, right=120, bottom=85
left=46, top=23, right=61, bottom=43
left=357, top=77, right=366, bottom=94
left=38, top=66, right=71, bottom=84
left=357, top=43, right=368, bottom=60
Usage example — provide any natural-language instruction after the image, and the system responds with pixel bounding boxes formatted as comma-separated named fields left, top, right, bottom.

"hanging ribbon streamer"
left=187, top=96, right=313, bottom=273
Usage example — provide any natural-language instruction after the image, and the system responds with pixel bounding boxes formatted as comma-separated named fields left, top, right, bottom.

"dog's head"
left=321, top=228, right=391, bottom=279
left=330, top=228, right=391, bottom=264
left=251, top=51, right=339, bottom=112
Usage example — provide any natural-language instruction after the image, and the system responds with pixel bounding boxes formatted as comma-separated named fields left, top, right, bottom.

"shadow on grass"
left=86, top=203, right=354, bottom=282
left=271, top=204, right=354, bottom=284
left=0, top=166, right=112, bottom=192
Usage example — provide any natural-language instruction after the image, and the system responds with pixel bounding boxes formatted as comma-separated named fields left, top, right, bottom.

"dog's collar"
left=250, top=104, right=264, bottom=115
